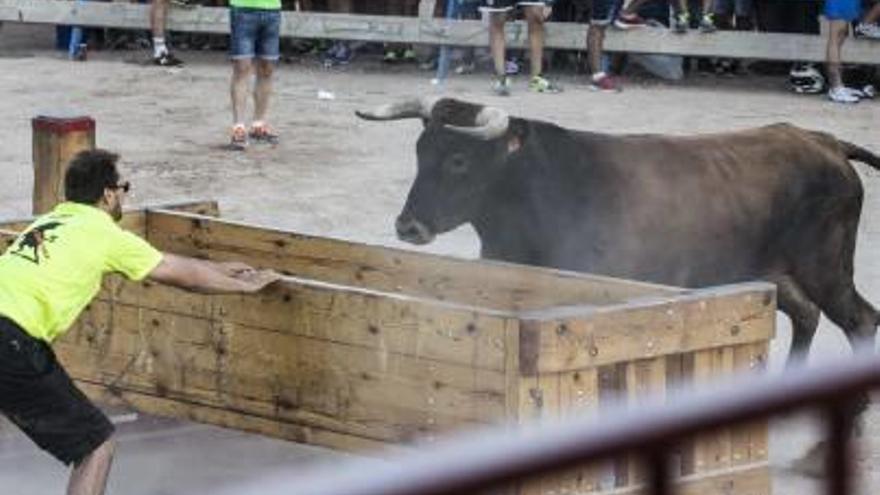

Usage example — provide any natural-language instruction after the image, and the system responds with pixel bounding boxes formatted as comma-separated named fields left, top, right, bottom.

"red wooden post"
left=31, top=115, right=96, bottom=215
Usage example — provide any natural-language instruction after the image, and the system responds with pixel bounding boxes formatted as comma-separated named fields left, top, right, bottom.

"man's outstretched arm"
left=147, top=253, right=281, bottom=294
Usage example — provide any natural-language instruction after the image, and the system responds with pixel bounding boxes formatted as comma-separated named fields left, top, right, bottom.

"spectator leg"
left=524, top=6, right=545, bottom=78
left=826, top=19, right=849, bottom=88
left=587, top=23, right=606, bottom=76
left=151, top=0, right=174, bottom=58
left=489, top=12, right=507, bottom=77
left=231, top=59, right=254, bottom=125
left=254, top=59, right=275, bottom=124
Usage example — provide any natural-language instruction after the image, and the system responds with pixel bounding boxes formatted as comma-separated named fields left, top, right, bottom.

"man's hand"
left=217, top=261, right=257, bottom=277
left=148, top=253, right=284, bottom=294
left=233, top=268, right=283, bottom=293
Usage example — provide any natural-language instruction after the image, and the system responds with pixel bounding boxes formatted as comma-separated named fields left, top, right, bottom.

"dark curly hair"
left=64, top=149, right=121, bottom=205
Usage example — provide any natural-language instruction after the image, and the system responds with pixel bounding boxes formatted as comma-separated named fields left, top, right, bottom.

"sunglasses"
left=112, top=181, right=131, bottom=193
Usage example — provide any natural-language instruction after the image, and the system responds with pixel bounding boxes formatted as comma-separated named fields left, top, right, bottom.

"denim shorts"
left=591, top=0, right=622, bottom=25
left=0, top=316, right=114, bottom=465
left=824, top=0, right=861, bottom=22
left=229, top=7, right=281, bottom=61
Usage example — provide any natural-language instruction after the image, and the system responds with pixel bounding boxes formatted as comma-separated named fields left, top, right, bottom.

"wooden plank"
left=596, top=363, right=629, bottom=489
left=57, top=301, right=509, bottom=446
left=519, top=283, right=776, bottom=375
left=111, top=276, right=511, bottom=372
left=77, top=381, right=401, bottom=454
left=691, top=348, right=735, bottom=474
left=524, top=373, right=560, bottom=495
left=664, top=353, right=693, bottom=478
left=145, top=209, right=676, bottom=312
left=731, top=343, right=769, bottom=465
left=504, top=319, right=521, bottom=425
left=556, top=367, right=602, bottom=494
left=625, top=357, right=666, bottom=486
left=2, top=0, right=880, bottom=64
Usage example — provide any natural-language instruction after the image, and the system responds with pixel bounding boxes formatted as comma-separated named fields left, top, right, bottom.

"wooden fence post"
left=31, top=114, right=95, bottom=215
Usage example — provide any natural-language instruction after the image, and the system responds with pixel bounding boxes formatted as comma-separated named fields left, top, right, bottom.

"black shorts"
left=479, top=0, right=554, bottom=12
left=0, top=316, right=113, bottom=465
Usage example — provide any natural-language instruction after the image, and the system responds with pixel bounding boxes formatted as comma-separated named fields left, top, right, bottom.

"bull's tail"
left=840, top=140, right=880, bottom=171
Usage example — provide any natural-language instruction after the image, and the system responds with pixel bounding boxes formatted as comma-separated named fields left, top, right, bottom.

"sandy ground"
left=1, top=22, right=880, bottom=494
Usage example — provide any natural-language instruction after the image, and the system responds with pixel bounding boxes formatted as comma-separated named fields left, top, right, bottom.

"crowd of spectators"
left=69, top=0, right=880, bottom=105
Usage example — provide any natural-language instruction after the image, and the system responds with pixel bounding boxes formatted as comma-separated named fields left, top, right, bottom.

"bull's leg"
left=793, top=198, right=878, bottom=354
left=819, top=284, right=880, bottom=354
left=771, top=275, right=821, bottom=368
left=792, top=202, right=878, bottom=451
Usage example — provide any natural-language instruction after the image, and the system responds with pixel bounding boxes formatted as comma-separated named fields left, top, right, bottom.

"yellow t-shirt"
left=0, top=202, right=163, bottom=343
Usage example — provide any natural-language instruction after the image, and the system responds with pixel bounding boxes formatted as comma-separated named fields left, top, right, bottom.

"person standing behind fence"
left=586, top=0, right=623, bottom=92
left=228, top=0, right=282, bottom=149
left=479, top=1, right=562, bottom=95
left=824, top=0, right=866, bottom=103
left=151, top=0, right=185, bottom=66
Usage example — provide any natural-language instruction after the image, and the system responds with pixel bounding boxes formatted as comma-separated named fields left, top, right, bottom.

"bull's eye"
left=445, top=155, right=468, bottom=175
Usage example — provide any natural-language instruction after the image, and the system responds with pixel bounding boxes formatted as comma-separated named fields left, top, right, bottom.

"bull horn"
left=355, top=96, right=439, bottom=121
left=444, top=106, right=509, bottom=140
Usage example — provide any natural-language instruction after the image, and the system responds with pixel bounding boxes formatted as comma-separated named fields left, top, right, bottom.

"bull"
left=357, top=97, right=880, bottom=371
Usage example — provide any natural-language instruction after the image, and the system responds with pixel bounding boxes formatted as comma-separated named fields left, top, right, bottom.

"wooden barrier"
left=0, top=0, right=878, bottom=65
left=1, top=206, right=775, bottom=494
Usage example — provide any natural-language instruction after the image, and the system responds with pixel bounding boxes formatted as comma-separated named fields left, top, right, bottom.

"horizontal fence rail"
left=219, top=353, right=880, bottom=495
left=1, top=0, right=879, bottom=64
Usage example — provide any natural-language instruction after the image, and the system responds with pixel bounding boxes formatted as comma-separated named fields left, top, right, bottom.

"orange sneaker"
left=249, top=122, right=279, bottom=145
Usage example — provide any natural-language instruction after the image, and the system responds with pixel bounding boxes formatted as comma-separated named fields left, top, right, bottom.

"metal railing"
left=220, top=353, right=880, bottom=495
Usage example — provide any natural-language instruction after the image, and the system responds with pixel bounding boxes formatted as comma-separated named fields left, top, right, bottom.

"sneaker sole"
left=613, top=23, right=645, bottom=30
left=589, top=86, right=621, bottom=93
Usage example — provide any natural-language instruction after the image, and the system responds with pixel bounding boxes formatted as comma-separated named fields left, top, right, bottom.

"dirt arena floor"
left=1, top=22, right=879, bottom=494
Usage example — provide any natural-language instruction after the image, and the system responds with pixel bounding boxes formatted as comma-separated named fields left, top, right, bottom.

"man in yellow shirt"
left=0, top=149, right=281, bottom=495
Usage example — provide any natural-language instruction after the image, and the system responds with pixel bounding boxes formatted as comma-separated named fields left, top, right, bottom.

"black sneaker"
left=153, top=52, right=184, bottom=67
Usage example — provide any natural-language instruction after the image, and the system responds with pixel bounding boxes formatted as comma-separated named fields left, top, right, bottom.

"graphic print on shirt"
left=12, top=221, right=65, bottom=264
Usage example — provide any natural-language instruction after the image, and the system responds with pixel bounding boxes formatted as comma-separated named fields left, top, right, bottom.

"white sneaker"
left=828, top=86, right=861, bottom=104
left=855, top=22, right=880, bottom=39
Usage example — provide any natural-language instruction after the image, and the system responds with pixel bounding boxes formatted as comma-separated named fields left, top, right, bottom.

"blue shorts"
left=823, top=0, right=861, bottom=22
left=591, top=0, right=622, bottom=25
left=229, top=7, right=281, bottom=61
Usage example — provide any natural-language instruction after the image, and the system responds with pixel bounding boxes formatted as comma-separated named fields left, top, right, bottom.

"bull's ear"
left=506, top=119, right=528, bottom=156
